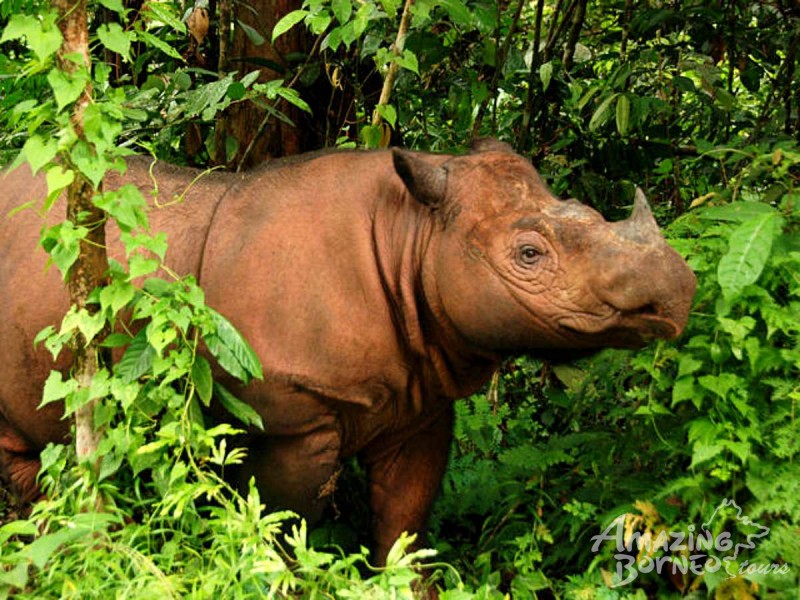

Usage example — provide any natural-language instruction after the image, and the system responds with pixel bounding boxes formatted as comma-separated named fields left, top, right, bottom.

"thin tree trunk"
left=52, top=0, right=109, bottom=471
left=620, top=0, right=632, bottom=62
left=471, top=0, right=525, bottom=139
left=562, top=0, right=587, bottom=71
left=517, top=0, right=546, bottom=151
left=371, top=0, right=415, bottom=129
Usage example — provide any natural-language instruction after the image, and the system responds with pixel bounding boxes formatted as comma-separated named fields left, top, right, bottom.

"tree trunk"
left=215, top=0, right=309, bottom=169
left=52, top=0, right=109, bottom=468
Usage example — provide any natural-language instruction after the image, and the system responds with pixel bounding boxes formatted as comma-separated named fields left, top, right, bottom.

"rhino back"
left=0, top=159, right=233, bottom=450
left=199, top=151, right=432, bottom=444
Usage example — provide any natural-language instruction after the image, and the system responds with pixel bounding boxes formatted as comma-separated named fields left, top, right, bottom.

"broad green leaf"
left=699, top=201, right=777, bottom=222
left=41, top=370, right=78, bottom=406
left=307, top=12, right=333, bottom=35
left=136, top=30, right=184, bottom=60
left=22, top=135, right=58, bottom=175
left=128, top=254, right=160, bottom=280
left=539, top=61, right=553, bottom=92
left=374, top=103, right=397, bottom=127
left=70, top=140, right=109, bottom=188
left=94, top=184, right=148, bottom=233
left=143, top=1, right=186, bottom=33
left=717, top=212, right=783, bottom=299
left=47, top=67, right=89, bottom=112
left=272, top=10, right=309, bottom=42
left=277, top=87, right=312, bottom=113
left=589, top=93, right=618, bottom=132
left=214, top=382, right=264, bottom=430
left=615, top=94, right=630, bottom=136
left=192, top=355, right=213, bottom=406
left=45, top=166, right=75, bottom=204
left=332, top=0, right=352, bottom=24
left=116, top=329, right=155, bottom=382
left=440, top=0, right=472, bottom=27
left=0, top=520, right=38, bottom=546
left=40, top=221, right=88, bottom=278
left=690, top=441, right=724, bottom=468
left=99, top=282, right=136, bottom=314
left=396, top=49, right=419, bottom=75
left=236, top=19, right=266, bottom=46
left=99, top=332, right=133, bottom=348
left=98, top=0, right=125, bottom=13
left=0, top=563, right=29, bottom=589
left=60, top=307, right=106, bottom=345
left=97, top=22, right=134, bottom=59
left=205, top=309, right=263, bottom=383
left=1, top=12, right=62, bottom=62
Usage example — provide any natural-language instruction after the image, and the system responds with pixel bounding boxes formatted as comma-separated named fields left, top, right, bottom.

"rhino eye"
left=518, top=245, right=542, bottom=266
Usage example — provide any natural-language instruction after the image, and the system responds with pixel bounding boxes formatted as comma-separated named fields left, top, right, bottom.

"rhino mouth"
left=558, top=310, right=681, bottom=347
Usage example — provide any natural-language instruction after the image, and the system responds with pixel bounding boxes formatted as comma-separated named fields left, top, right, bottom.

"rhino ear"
left=470, top=137, right=514, bottom=154
left=392, top=148, right=447, bottom=209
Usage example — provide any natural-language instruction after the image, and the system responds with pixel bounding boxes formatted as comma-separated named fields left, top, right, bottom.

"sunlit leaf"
left=717, top=212, right=783, bottom=299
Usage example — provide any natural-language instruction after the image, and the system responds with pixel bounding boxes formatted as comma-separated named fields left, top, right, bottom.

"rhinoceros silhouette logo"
left=702, top=498, right=770, bottom=561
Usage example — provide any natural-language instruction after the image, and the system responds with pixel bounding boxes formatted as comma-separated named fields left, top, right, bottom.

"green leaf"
left=97, top=22, right=134, bottom=59
left=205, top=309, right=263, bottom=383
left=717, top=212, right=783, bottom=299
left=98, top=0, right=125, bottom=13
left=214, top=382, right=264, bottom=430
left=128, top=254, right=160, bottom=280
left=47, top=67, right=89, bottom=112
left=136, top=30, right=184, bottom=60
left=615, top=94, right=630, bottom=136
left=41, top=371, right=78, bottom=406
left=1, top=12, right=62, bottom=62
left=143, top=2, right=186, bottom=33
left=94, top=184, right=149, bottom=233
left=699, top=201, right=777, bottom=222
left=396, top=49, right=419, bottom=75
left=691, top=441, right=724, bottom=468
left=374, top=103, right=397, bottom=127
left=99, top=282, right=136, bottom=314
left=40, top=221, right=88, bottom=279
left=589, top=93, right=618, bottom=132
left=539, top=61, right=553, bottom=91
left=22, top=135, right=58, bottom=175
left=192, top=356, right=213, bottom=406
left=272, top=10, right=309, bottom=42
left=277, top=87, right=312, bottom=113
left=236, top=19, right=266, bottom=46
left=440, top=0, right=473, bottom=27
left=116, top=329, right=155, bottom=382
left=99, top=332, right=133, bottom=348
left=332, top=0, right=353, bottom=24
left=45, top=166, right=75, bottom=204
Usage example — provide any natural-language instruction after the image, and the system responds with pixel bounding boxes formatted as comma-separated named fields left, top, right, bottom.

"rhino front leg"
left=362, top=405, right=454, bottom=565
left=241, top=423, right=342, bottom=523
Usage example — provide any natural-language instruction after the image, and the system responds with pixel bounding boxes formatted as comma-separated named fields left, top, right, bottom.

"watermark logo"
left=590, top=498, right=789, bottom=587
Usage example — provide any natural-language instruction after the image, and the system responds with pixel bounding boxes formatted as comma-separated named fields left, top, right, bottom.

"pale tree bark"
left=371, top=0, right=415, bottom=130
left=52, top=0, right=109, bottom=473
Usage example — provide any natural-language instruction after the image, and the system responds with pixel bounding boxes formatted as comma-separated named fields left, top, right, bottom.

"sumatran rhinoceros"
left=0, top=140, right=696, bottom=563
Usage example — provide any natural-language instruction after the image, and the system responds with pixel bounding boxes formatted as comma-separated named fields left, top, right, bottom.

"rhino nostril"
left=638, top=303, right=658, bottom=316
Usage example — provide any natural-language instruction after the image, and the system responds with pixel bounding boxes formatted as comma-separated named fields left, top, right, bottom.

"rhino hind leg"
left=0, top=418, right=43, bottom=504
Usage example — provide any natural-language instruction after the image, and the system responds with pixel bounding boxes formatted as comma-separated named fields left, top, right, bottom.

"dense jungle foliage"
left=0, top=0, right=799, bottom=597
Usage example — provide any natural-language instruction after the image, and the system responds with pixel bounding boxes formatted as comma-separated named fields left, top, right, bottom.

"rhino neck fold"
left=373, top=190, right=500, bottom=401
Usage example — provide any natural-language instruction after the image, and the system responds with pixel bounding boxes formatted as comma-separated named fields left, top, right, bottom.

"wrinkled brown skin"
left=0, top=141, right=696, bottom=564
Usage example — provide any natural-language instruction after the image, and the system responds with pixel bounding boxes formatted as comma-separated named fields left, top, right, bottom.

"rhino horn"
left=392, top=148, right=447, bottom=209
left=615, top=187, right=662, bottom=243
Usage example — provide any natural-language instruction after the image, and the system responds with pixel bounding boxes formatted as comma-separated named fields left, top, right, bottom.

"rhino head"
left=393, top=140, right=697, bottom=357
